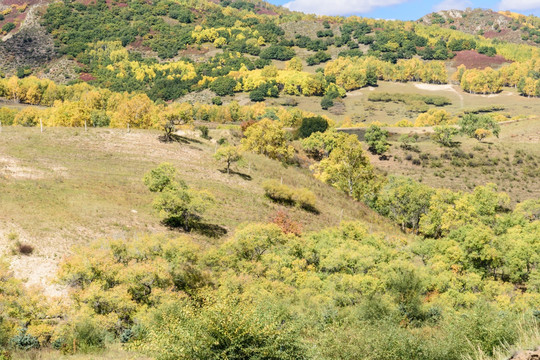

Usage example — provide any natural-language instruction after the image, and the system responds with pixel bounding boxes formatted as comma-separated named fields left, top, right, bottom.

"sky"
left=266, top=0, right=540, bottom=20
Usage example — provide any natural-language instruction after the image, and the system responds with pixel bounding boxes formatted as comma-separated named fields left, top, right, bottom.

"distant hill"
left=419, top=8, right=540, bottom=46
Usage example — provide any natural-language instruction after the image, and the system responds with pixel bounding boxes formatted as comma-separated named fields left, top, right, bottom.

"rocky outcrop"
left=0, top=4, right=55, bottom=74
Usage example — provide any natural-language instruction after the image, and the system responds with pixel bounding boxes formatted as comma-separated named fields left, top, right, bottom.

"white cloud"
left=433, top=0, right=472, bottom=12
left=498, top=0, right=540, bottom=10
left=283, top=0, right=410, bottom=16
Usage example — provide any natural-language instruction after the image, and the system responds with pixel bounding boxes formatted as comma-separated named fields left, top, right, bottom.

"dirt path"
left=414, top=83, right=465, bottom=108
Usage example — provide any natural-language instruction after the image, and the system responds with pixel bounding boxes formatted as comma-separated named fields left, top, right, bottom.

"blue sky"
left=267, top=0, right=540, bottom=20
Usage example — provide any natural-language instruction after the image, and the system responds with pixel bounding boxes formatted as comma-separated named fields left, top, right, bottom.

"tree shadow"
left=300, top=205, right=320, bottom=215
left=158, top=134, right=202, bottom=144
left=191, top=222, right=228, bottom=238
left=218, top=169, right=252, bottom=181
left=162, top=217, right=228, bottom=238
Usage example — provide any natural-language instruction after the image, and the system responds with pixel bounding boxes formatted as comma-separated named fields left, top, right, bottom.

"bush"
left=262, top=180, right=317, bottom=212
left=10, top=329, right=40, bottom=351
left=210, top=77, right=237, bottom=96
left=138, top=297, right=305, bottom=360
left=0, top=107, right=17, bottom=126
left=365, top=125, right=389, bottom=155
left=90, top=110, right=110, bottom=127
left=263, top=180, right=295, bottom=205
left=293, top=188, right=318, bottom=212
left=14, top=241, right=34, bottom=255
left=297, top=116, right=328, bottom=139
left=211, top=96, right=222, bottom=105
left=477, top=46, right=496, bottom=57
left=306, top=51, right=332, bottom=66
left=260, top=45, right=295, bottom=61
left=2, top=23, right=15, bottom=34
left=321, top=96, right=334, bottom=110
left=58, top=316, right=108, bottom=353
left=249, top=88, right=266, bottom=102
left=271, top=210, right=302, bottom=236
left=198, top=125, right=210, bottom=139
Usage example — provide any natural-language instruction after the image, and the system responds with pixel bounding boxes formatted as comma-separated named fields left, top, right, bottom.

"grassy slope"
left=367, top=117, right=540, bottom=203
left=0, top=125, right=399, bottom=292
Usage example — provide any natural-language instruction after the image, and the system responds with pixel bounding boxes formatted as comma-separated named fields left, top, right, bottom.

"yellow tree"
left=110, top=93, right=157, bottom=129
left=312, top=134, right=377, bottom=201
left=241, top=118, right=294, bottom=162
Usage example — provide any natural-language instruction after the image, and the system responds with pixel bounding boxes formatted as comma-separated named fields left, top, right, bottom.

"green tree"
left=144, top=163, right=214, bottom=231
left=320, top=96, right=334, bottom=110
left=297, top=116, right=328, bottom=139
left=364, top=125, right=389, bottom=155
left=459, top=114, right=501, bottom=141
left=432, top=125, right=459, bottom=147
left=210, top=77, right=237, bottom=96
left=2, top=23, right=15, bottom=33
left=301, top=129, right=348, bottom=160
left=376, top=176, right=434, bottom=232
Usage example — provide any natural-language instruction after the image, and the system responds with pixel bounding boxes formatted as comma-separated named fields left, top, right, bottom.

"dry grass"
left=366, top=117, right=540, bottom=203
left=11, top=344, right=151, bottom=360
left=256, top=81, right=540, bottom=126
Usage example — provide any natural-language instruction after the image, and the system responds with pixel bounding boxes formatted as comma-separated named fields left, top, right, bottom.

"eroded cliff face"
left=0, top=3, right=55, bottom=74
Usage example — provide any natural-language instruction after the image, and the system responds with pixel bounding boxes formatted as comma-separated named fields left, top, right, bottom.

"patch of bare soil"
left=510, top=349, right=540, bottom=360
left=453, top=50, right=510, bottom=69
left=0, top=155, right=45, bottom=179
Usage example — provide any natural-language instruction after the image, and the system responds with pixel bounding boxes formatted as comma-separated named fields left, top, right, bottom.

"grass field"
left=257, top=81, right=540, bottom=125
left=0, top=125, right=396, bottom=295
left=365, top=117, right=540, bottom=204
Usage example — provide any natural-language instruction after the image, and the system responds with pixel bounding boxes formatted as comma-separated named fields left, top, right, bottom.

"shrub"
left=271, top=210, right=302, bottom=236
left=321, top=96, right=334, bottom=110
left=10, top=329, right=40, bottom=350
left=262, top=180, right=317, bottom=212
left=293, top=187, right=318, bottom=212
left=365, top=125, right=389, bottom=155
left=260, top=45, right=295, bottom=61
left=263, top=180, right=295, bottom=205
left=297, top=116, right=328, bottom=139
left=13, top=108, right=39, bottom=127
left=432, top=125, right=458, bottom=147
left=198, top=125, right=209, bottom=139
left=14, top=241, right=34, bottom=255
left=144, top=163, right=214, bottom=231
left=58, top=316, right=108, bottom=353
left=2, top=23, right=15, bottom=34
left=0, top=107, right=17, bottom=126
left=211, top=96, right=222, bottom=105
left=249, top=88, right=266, bottom=102
left=210, top=77, right=237, bottom=96
left=306, top=51, right=332, bottom=66
left=138, top=297, right=305, bottom=359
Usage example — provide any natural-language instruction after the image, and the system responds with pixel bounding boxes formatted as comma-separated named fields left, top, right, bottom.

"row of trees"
left=0, top=75, right=333, bottom=130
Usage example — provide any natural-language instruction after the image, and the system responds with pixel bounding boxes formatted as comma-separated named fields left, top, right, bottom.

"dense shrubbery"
left=260, top=45, right=295, bottom=61
left=368, top=92, right=451, bottom=107
left=39, top=205, right=540, bottom=359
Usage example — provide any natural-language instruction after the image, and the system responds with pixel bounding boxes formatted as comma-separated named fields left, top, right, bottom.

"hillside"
left=0, top=125, right=393, bottom=293
left=0, top=0, right=539, bottom=359
left=419, top=8, right=540, bottom=46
